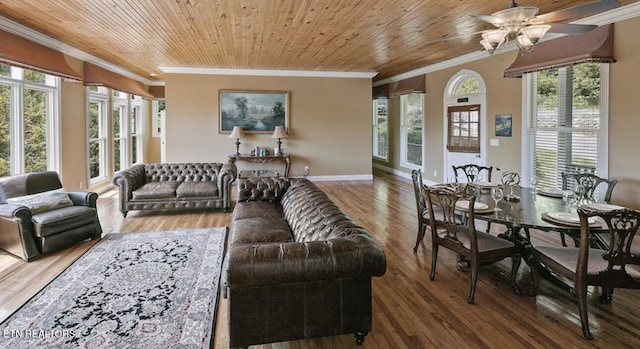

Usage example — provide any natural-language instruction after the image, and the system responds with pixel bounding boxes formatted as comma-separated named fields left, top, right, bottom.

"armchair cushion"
left=31, top=206, right=98, bottom=238
left=176, top=181, right=218, bottom=198
left=6, top=188, right=73, bottom=214
left=131, top=181, right=180, bottom=200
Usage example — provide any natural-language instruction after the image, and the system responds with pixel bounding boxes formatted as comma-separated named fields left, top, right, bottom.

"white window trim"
left=152, top=100, right=164, bottom=138
left=443, top=69, right=487, bottom=180
left=131, top=99, right=143, bottom=165
left=112, top=94, right=129, bottom=173
left=372, top=98, right=389, bottom=161
left=520, top=64, right=609, bottom=188
left=0, top=67, right=60, bottom=175
left=87, top=87, right=109, bottom=186
left=400, top=93, right=424, bottom=170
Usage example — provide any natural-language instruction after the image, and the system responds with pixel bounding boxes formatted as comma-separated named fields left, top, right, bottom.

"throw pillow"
left=6, top=188, right=74, bottom=214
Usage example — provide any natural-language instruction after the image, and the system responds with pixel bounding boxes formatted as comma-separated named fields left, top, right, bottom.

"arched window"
left=454, top=77, right=480, bottom=95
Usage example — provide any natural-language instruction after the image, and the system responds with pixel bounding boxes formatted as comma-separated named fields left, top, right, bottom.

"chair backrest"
left=452, top=164, right=493, bottom=183
left=424, top=185, right=476, bottom=244
left=561, top=172, right=617, bottom=203
left=577, top=207, right=640, bottom=289
left=501, top=171, right=521, bottom=186
left=0, top=171, right=63, bottom=203
left=412, top=169, right=427, bottom=223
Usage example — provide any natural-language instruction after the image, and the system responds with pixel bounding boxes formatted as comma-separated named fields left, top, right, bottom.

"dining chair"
left=561, top=172, right=617, bottom=204
left=411, top=169, right=429, bottom=252
left=530, top=207, right=640, bottom=339
left=424, top=185, right=521, bottom=303
left=452, top=164, right=493, bottom=183
left=560, top=172, right=618, bottom=247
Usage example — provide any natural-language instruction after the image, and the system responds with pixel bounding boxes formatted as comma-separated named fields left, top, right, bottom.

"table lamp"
left=229, top=126, right=244, bottom=156
left=271, top=126, right=288, bottom=155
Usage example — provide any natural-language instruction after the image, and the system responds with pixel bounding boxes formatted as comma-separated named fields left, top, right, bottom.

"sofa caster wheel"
left=354, top=332, right=367, bottom=345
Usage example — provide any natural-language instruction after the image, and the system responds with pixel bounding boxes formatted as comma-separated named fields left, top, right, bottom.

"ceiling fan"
left=471, top=0, right=621, bottom=53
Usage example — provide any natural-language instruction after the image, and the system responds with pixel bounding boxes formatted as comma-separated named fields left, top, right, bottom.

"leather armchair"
left=0, top=171, right=102, bottom=261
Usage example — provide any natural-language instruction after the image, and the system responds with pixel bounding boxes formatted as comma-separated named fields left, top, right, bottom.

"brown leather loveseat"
left=112, top=162, right=237, bottom=216
left=224, top=177, right=386, bottom=348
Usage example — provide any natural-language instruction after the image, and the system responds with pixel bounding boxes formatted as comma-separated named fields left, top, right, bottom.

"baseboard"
left=302, top=174, right=374, bottom=181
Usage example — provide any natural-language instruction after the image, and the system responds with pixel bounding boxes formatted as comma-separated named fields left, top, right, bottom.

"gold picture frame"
left=219, top=89, right=290, bottom=134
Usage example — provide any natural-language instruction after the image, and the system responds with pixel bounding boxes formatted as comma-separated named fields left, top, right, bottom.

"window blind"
left=527, top=64, right=602, bottom=191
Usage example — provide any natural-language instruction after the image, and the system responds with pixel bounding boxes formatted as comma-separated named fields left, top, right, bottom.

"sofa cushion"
left=233, top=201, right=283, bottom=220
left=232, top=218, right=292, bottom=244
left=6, top=188, right=73, bottom=214
left=32, top=206, right=98, bottom=238
left=132, top=181, right=180, bottom=200
left=176, top=182, right=218, bottom=198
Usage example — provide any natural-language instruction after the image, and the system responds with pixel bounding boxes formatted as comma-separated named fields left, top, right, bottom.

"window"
left=447, top=105, right=481, bottom=153
left=524, top=63, right=608, bottom=192
left=152, top=99, right=165, bottom=137
left=88, top=87, right=108, bottom=183
left=131, top=96, right=143, bottom=164
left=454, top=77, right=480, bottom=95
left=400, top=93, right=423, bottom=168
left=0, top=64, right=60, bottom=176
left=372, top=98, right=388, bottom=160
left=112, top=91, right=128, bottom=172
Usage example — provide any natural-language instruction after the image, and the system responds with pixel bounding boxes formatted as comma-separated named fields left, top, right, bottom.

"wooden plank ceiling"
left=0, top=0, right=637, bottom=82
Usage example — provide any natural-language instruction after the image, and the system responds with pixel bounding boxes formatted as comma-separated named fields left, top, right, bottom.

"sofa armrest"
left=218, top=162, right=237, bottom=212
left=0, top=204, right=39, bottom=261
left=67, top=191, right=99, bottom=208
left=226, top=234, right=386, bottom=288
left=112, top=164, right=146, bottom=197
left=236, top=177, right=292, bottom=203
left=219, top=162, right=238, bottom=185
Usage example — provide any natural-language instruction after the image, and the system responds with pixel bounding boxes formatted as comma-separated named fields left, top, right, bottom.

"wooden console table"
left=228, top=154, right=291, bottom=178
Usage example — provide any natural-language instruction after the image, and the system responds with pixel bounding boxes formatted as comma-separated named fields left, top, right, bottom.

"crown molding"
left=0, top=15, right=160, bottom=86
left=159, top=67, right=378, bottom=79
left=373, top=2, right=640, bottom=86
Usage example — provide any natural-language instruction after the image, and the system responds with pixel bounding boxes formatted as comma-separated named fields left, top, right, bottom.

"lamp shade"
left=229, top=126, right=244, bottom=139
left=271, top=126, right=288, bottom=139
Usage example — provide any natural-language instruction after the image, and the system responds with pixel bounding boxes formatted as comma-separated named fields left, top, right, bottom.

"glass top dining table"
left=451, top=183, right=609, bottom=247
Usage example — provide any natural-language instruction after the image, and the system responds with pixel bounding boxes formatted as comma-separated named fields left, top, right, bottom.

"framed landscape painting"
left=219, top=90, right=289, bottom=134
left=495, top=114, right=512, bottom=137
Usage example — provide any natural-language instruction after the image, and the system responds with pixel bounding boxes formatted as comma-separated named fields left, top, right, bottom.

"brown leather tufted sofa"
left=112, top=162, right=237, bottom=216
left=224, top=177, right=386, bottom=348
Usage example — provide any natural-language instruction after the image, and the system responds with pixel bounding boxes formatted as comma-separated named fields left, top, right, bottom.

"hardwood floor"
left=1, top=170, right=639, bottom=348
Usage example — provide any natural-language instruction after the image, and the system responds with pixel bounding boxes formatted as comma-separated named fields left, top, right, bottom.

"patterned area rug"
left=0, top=228, right=228, bottom=349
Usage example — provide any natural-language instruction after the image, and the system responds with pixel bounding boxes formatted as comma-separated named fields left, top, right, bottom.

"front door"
left=445, top=104, right=486, bottom=182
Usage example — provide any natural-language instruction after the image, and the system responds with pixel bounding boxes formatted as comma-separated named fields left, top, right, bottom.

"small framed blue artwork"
left=495, top=114, right=512, bottom=137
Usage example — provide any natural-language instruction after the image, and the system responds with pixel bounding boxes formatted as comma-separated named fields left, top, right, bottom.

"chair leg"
left=599, top=286, right=613, bottom=304
left=468, top=258, right=479, bottom=304
left=576, top=279, right=593, bottom=339
left=430, top=245, right=439, bottom=280
left=530, top=256, right=540, bottom=297
left=413, top=223, right=426, bottom=253
left=560, top=232, right=568, bottom=247
left=485, top=221, right=492, bottom=234
left=510, top=255, right=522, bottom=295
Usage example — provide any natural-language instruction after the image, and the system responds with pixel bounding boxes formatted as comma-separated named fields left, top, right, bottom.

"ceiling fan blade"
left=470, top=14, right=505, bottom=25
left=536, top=0, right=621, bottom=23
left=547, top=23, right=598, bottom=35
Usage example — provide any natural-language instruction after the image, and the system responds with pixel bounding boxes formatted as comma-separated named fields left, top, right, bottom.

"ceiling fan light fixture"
left=520, top=24, right=551, bottom=44
left=515, top=34, right=535, bottom=51
left=491, top=6, right=538, bottom=23
left=481, top=29, right=509, bottom=49
left=480, top=39, right=496, bottom=54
